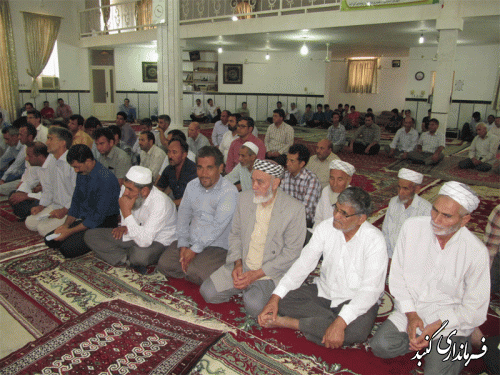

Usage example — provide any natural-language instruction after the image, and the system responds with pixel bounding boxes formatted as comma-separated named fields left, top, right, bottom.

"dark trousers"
left=190, top=114, right=208, bottom=123
left=353, top=141, right=380, bottom=155
left=12, top=199, right=39, bottom=221
left=458, top=158, right=492, bottom=172
left=45, top=215, right=119, bottom=259
left=285, top=115, right=298, bottom=126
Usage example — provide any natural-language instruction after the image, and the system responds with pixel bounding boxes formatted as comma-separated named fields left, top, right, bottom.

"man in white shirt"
left=407, top=118, right=445, bottom=165
left=458, top=122, right=498, bottom=172
left=306, top=139, right=340, bottom=189
left=258, top=187, right=388, bottom=348
left=370, top=181, right=490, bottom=375
left=285, top=102, right=300, bottom=126
left=190, top=99, right=207, bottom=123
left=219, top=114, right=239, bottom=162
left=488, top=116, right=500, bottom=139
left=85, top=166, right=177, bottom=274
left=212, top=110, right=230, bottom=147
left=27, top=110, right=48, bottom=143
left=25, top=127, right=77, bottom=236
left=386, top=117, right=419, bottom=159
left=138, top=130, right=166, bottom=178
left=206, top=98, right=220, bottom=123
left=313, top=160, right=354, bottom=231
left=381, top=168, right=432, bottom=258
left=132, top=118, right=161, bottom=154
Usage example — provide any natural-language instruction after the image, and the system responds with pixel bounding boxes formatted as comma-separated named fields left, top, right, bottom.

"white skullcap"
left=398, top=168, right=423, bottom=185
left=242, top=141, right=259, bottom=156
left=439, top=181, right=480, bottom=213
left=126, top=166, right=152, bottom=184
left=253, top=159, right=284, bottom=179
left=329, top=160, right=355, bottom=176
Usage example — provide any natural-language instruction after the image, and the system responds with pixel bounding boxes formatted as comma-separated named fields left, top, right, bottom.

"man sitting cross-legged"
left=201, top=159, right=306, bottom=317
left=85, top=166, right=177, bottom=274
left=157, top=146, right=238, bottom=285
left=44, top=144, right=120, bottom=258
left=94, top=127, right=132, bottom=186
left=407, top=118, right=445, bottom=165
left=258, top=187, right=388, bottom=349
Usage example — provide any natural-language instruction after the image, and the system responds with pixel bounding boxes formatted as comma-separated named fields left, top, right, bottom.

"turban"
left=126, top=166, right=152, bottom=184
left=329, top=160, right=355, bottom=176
left=253, top=159, right=284, bottom=178
left=398, top=168, right=423, bottom=185
left=439, top=181, right=479, bottom=213
left=242, top=141, right=259, bottom=156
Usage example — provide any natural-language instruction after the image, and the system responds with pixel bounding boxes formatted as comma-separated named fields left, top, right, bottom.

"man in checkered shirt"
left=280, top=143, right=321, bottom=228
left=407, top=118, right=445, bottom=165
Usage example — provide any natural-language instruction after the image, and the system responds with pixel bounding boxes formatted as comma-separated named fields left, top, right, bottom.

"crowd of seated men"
left=0, top=104, right=498, bottom=374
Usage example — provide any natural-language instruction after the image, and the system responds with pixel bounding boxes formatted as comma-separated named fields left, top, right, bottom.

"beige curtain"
left=101, top=0, right=110, bottom=32
left=492, top=68, right=500, bottom=111
left=136, top=0, right=152, bottom=28
left=346, top=59, right=378, bottom=94
left=22, top=12, right=61, bottom=98
left=0, top=0, right=19, bottom=122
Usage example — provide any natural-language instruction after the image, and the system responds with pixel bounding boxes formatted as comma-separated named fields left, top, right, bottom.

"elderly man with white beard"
left=370, top=181, right=490, bottom=375
left=381, top=168, right=432, bottom=258
left=200, top=159, right=306, bottom=318
left=85, top=166, right=177, bottom=274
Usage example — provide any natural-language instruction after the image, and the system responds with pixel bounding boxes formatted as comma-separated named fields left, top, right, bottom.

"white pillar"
left=156, top=0, right=183, bottom=128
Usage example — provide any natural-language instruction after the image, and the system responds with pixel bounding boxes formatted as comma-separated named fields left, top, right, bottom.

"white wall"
left=326, top=56, right=409, bottom=113
left=407, top=44, right=500, bottom=102
left=218, top=51, right=327, bottom=95
left=114, top=46, right=159, bottom=91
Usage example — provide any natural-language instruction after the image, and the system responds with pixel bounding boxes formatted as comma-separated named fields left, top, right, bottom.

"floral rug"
left=0, top=299, right=225, bottom=375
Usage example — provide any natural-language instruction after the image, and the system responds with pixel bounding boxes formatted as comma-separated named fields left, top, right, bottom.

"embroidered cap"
left=242, top=141, right=259, bottom=156
left=253, top=159, right=284, bottom=179
left=126, top=166, right=152, bottom=184
left=329, top=160, right=355, bottom=176
left=398, top=168, right=423, bottom=184
left=439, top=181, right=479, bottom=213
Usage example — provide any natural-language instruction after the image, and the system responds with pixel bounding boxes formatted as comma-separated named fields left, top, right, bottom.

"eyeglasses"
left=332, top=204, right=359, bottom=218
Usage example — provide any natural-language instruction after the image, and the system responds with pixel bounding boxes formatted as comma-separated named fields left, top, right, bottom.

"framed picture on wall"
left=223, top=64, right=243, bottom=84
left=142, top=62, right=158, bottom=82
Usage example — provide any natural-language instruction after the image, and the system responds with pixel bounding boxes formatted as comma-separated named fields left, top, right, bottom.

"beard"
left=133, top=194, right=146, bottom=210
left=253, top=184, right=274, bottom=204
left=228, top=125, right=237, bottom=132
left=431, top=218, right=461, bottom=236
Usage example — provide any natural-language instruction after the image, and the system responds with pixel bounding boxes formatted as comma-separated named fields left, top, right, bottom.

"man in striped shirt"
left=264, top=109, right=294, bottom=166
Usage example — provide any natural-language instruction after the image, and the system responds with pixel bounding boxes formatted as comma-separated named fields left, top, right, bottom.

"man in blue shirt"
left=44, top=144, right=120, bottom=258
left=158, top=146, right=238, bottom=285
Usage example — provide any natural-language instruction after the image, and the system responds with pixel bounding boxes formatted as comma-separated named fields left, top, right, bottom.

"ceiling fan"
left=310, top=43, right=346, bottom=63
left=242, top=58, right=268, bottom=65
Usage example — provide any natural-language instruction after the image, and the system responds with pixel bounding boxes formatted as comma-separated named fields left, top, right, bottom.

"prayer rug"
left=0, top=216, right=43, bottom=253
left=0, top=299, right=224, bottom=375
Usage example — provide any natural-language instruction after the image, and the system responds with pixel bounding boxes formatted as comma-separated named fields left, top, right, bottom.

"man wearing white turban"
left=371, top=181, right=490, bottom=375
left=381, top=168, right=432, bottom=258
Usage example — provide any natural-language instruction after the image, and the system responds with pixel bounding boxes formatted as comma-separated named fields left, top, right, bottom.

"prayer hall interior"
left=0, top=0, right=499, bottom=374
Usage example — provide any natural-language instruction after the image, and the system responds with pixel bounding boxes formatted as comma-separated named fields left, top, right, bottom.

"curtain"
left=346, top=59, right=378, bottom=94
left=492, top=68, right=500, bottom=111
left=22, top=12, right=61, bottom=98
left=101, top=0, right=110, bottom=31
left=0, top=0, right=19, bottom=122
left=236, top=1, right=253, bottom=19
left=136, top=0, right=152, bottom=28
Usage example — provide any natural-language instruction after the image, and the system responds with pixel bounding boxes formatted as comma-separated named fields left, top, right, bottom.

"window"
left=346, top=58, right=378, bottom=93
left=41, top=40, right=59, bottom=77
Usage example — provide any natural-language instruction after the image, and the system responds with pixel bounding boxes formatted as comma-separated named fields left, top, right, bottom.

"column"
left=156, top=0, right=183, bottom=128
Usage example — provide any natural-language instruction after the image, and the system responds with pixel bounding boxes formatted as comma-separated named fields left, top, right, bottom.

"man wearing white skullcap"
left=85, top=165, right=177, bottom=274
left=225, top=141, right=259, bottom=191
left=312, top=159, right=355, bottom=231
left=201, top=159, right=306, bottom=318
left=381, top=168, right=432, bottom=258
left=371, top=181, right=490, bottom=375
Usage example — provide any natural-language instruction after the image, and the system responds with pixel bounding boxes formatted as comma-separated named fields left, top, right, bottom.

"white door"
left=91, top=66, right=115, bottom=120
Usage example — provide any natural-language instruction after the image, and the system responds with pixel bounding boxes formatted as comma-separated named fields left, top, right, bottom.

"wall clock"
left=415, top=71, right=425, bottom=81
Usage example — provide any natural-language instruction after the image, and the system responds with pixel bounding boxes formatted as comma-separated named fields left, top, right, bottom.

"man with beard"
left=85, top=166, right=177, bottom=273
left=219, top=113, right=240, bottom=162
left=224, top=142, right=258, bottom=191
left=258, top=187, right=387, bottom=349
left=201, top=159, right=306, bottom=317
left=370, top=181, right=490, bottom=375
left=381, top=168, right=431, bottom=258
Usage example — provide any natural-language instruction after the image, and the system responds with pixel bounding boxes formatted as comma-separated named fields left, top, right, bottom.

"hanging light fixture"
left=419, top=33, right=425, bottom=44
left=300, top=43, right=309, bottom=56
left=265, top=53, right=270, bottom=60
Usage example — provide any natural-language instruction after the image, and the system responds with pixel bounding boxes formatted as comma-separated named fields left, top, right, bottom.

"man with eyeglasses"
left=258, top=186, right=388, bottom=350
left=225, top=117, right=266, bottom=173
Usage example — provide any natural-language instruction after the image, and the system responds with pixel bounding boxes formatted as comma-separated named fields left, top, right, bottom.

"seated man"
left=108, top=124, right=137, bottom=165
left=226, top=116, right=266, bottom=173
left=489, top=116, right=500, bottom=139
left=116, top=111, right=137, bottom=148
left=258, top=187, right=388, bottom=348
left=407, top=118, right=445, bottom=165
left=326, top=112, right=346, bottom=154
left=85, top=166, right=177, bottom=273
left=138, top=130, right=166, bottom=178
left=264, top=109, right=294, bottom=166
left=187, top=122, right=210, bottom=156
left=157, top=146, right=238, bottom=285
left=386, top=116, right=419, bottom=159
left=206, top=98, right=221, bottom=123
left=386, top=108, right=403, bottom=134
left=68, top=115, right=93, bottom=148
left=421, top=109, right=431, bottom=132
left=347, top=105, right=360, bottom=128
left=40, top=101, right=54, bottom=124
left=323, top=104, right=333, bottom=125
left=267, top=101, right=283, bottom=123
left=156, top=136, right=197, bottom=206
left=26, top=127, right=76, bottom=236
left=370, top=181, right=489, bottom=375
left=201, top=159, right=306, bottom=317
left=348, top=113, right=380, bottom=155
left=132, top=118, right=161, bottom=154
left=44, top=144, right=120, bottom=258
left=156, top=114, right=171, bottom=149
left=190, top=99, right=207, bottom=123
left=118, top=98, right=136, bottom=123
left=313, top=160, right=354, bottom=231
left=219, top=114, right=240, bottom=162
left=212, top=110, right=230, bottom=147
left=94, top=127, right=132, bottom=185
left=300, top=104, right=314, bottom=126
left=27, top=109, right=48, bottom=143
left=460, top=111, right=481, bottom=142
left=237, top=101, right=250, bottom=118
left=285, top=102, right=300, bottom=126
left=381, top=168, right=432, bottom=258
left=157, top=130, right=196, bottom=177
left=0, top=127, right=22, bottom=178
left=55, top=98, right=72, bottom=123
left=306, top=139, right=340, bottom=189
left=225, top=141, right=258, bottom=191
left=8, top=142, right=50, bottom=221
left=458, top=122, right=498, bottom=172
left=281, top=144, right=321, bottom=228
left=306, top=104, right=326, bottom=128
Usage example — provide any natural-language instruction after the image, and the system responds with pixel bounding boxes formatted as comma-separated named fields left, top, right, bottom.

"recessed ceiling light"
left=302, top=29, right=309, bottom=32
left=218, top=47, right=223, bottom=53
left=300, top=43, right=309, bottom=56
left=232, top=15, right=238, bottom=21
left=419, top=33, right=425, bottom=44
